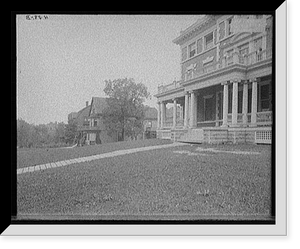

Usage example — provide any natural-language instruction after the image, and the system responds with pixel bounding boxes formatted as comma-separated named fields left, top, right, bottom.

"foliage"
left=102, top=78, right=150, bottom=141
left=17, top=118, right=67, bottom=148
left=64, top=119, right=78, bottom=145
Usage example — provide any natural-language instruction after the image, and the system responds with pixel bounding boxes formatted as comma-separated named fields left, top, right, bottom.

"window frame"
left=204, top=32, right=214, bottom=50
left=188, top=42, right=196, bottom=58
left=258, top=81, right=271, bottom=112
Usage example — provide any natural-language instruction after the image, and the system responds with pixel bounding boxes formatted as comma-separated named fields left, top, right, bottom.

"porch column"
left=184, top=92, right=189, bottom=128
left=194, top=93, right=198, bottom=127
left=231, top=79, right=239, bottom=126
left=250, top=78, right=258, bottom=126
left=161, top=101, right=166, bottom=128
left=221, top=81, right=229, bottom=127
left=157, top=101, right=161, bottom=129
left=172, top=98, right=177, bottom=128
left=242, top=81, right=249, bottom=125
left=190, top=91, right=195, bottom=127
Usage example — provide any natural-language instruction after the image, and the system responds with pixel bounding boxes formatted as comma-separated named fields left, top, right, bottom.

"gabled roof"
left=75, top=105, right=91, bottom=126
left=89, top=97, right=108, bottom=116
left=88, top=97, right=157, bottom=120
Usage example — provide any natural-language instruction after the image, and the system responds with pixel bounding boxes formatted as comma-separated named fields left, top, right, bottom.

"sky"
left=16, top=14, right=201, bottom=125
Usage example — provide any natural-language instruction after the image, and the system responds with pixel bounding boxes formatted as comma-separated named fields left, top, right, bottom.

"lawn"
left=16, top=139, right=172, bottom=169
left=16, top=140, right=273, bottom=220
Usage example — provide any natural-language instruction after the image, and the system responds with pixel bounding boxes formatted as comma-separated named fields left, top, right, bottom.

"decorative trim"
left=230, top=78, right=242, bottom=84
left=203, top=56, right=214, bottom=64
left=186, top=63, right=197, bottom=72
left=221, top=81, right=229, bottom=86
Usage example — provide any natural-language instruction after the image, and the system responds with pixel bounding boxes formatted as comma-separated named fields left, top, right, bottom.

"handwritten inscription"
left=26, top=15, right=49, bottom=20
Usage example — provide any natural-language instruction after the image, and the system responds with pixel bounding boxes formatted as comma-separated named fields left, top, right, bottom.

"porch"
left=156, top=75, right=272, bottom=144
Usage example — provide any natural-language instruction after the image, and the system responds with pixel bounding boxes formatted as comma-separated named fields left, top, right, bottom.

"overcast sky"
left=16, top=14, right=201, bottom=125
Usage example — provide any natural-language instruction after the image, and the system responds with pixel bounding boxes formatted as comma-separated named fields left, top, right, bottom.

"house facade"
left=76, top=97, right=118, bottom=145
left=69, top=98, right=159, bottom=145
left=155, top=15, right=273, bottom=144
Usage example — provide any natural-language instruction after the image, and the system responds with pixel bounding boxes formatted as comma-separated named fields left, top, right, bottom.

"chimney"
left=86, top=101, right=89, bottom=107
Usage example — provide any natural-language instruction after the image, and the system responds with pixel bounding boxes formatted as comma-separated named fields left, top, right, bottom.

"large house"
left=68, top=97, right=158, bottom=145
left=155, top=15, right=273, bottom=144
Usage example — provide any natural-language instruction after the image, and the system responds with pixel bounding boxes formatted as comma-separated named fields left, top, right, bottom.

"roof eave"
left=172, top=15, right=215, bottom=45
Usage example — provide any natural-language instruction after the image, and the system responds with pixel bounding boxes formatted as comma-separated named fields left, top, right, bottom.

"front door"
left=204, top=95, right=215, bottom=121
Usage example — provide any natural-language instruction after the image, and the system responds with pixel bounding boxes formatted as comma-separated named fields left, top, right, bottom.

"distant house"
left=68, top=97, right=158, bottom=145
left=143, top=106, right=158, bottom=139
left=78, top=97, right=118, bottom=145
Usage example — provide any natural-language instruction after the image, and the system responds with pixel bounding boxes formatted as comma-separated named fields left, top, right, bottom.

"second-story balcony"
left=158, top=80, right=183, bottom=94
left=157, top=48, right=272, bottom=95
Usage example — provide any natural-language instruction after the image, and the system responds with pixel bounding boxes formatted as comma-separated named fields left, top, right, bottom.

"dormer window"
left=188, top=42, right=196, bottom=58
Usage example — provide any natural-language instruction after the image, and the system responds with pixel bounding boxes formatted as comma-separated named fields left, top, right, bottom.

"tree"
left=17, top=118, right=31, bottom=148
left=64, top=119, right=77, bottom=145
left=102, top=78, right=150, bottom=141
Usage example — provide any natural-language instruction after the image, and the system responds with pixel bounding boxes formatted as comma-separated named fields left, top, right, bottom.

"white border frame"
left=4, top=4, right=286, bottom=235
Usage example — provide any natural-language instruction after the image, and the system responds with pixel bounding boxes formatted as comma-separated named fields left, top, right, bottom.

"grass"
left=16, top=139, right=172, bottom=169
left=16, top=140, right=273, bottom=220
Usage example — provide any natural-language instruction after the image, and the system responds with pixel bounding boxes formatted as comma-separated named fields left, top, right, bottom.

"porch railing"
left=158, top=80, right=183, bottom=94
left=160, top=111, right=272, bottom=129
left=161, top=118, right=184, bottom=128
left=197, top=120, right=223, bottom=127
left=226, top=111, right=272, bottom=126
left=256, top=111, right=272, bottom=126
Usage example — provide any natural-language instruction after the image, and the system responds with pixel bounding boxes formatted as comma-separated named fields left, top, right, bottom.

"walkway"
left=17, top=142, right=185, bottom=175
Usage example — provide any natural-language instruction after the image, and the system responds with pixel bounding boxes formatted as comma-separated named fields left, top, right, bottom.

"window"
left=219, top=21, right=225, bottom=40
left=93, top=119, right=98, bottom=127
left=83, top=118, right=89, bottom=126
left=227, top=18, right=233, bottom=35
left=197, top=38, right=203, bottom=54
left=189, top=42, right=196, bottom=58
left=259, top=83, right=271, bottom=111
left=182, top=46, right=187, bottom=61
left=205, top=32, right=213, bottom=50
